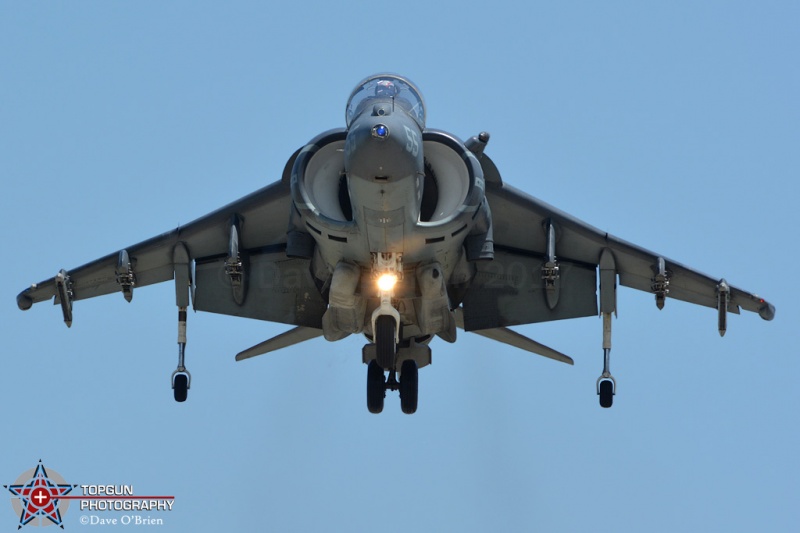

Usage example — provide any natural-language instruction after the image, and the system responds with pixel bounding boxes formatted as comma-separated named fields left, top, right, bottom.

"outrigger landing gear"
left=597, top=249, right=617, bottom=408
left=596, top=314, right=616, bottom=409
left=171, top=244, right=192, bottom=403
left=171, top=306, right=192, bottom=403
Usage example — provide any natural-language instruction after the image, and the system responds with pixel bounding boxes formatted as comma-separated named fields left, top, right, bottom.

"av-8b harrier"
left=17, top=74, right=775, bottom=413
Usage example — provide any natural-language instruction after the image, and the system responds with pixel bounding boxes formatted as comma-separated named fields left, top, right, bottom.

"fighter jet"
left=16, top=74, right=775, bottom=413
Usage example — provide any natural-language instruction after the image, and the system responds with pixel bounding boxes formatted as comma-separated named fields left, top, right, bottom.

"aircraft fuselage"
left=288, top=74, right=493, bottom=349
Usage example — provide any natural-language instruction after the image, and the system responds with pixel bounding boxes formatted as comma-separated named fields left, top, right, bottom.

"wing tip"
left=758, top=302, right=776, bottom=321
left=17, top=290, right=33, bottom=311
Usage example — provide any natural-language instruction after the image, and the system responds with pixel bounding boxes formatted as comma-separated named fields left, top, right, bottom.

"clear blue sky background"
left=2, top=2, right=798, bottom=532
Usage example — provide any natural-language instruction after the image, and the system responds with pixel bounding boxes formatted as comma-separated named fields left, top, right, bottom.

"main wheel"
left=599, top=379, right=613, bottom=408
left=399, top=359, right=418, bottom=415
left=375, top=315, right=396, bottom=370
left=366, top=360, right=385, bottom=414
left=173, top=373, right=189, bottom=403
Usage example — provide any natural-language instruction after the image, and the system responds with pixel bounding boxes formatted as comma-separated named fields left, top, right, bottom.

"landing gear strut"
left=365, top=252, right=420, bottom=414
left=171, top=306, right=191, bottom=403
left=596, top=312, right=616, bottom=408
left=172, top=244, right=192, bottom=403
left=597, top=249, right=617, bottom=408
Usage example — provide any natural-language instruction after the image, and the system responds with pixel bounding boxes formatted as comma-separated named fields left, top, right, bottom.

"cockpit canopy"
left=346, top=74, right=426, bottom=129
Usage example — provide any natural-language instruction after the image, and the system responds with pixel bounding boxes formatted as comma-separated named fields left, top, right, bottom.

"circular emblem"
left=371, top=124, right=389, bottom=139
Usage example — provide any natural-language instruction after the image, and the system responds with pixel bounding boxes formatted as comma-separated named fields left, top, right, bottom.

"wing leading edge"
left=461, top=174, right=775, bottom=331
left=16, top=152, right=326, bottom=329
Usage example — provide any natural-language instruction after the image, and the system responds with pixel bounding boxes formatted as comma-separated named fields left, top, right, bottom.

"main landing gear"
left=366, top=360, right=419, bottom=415
left=366, top=315, right=419, bottom=414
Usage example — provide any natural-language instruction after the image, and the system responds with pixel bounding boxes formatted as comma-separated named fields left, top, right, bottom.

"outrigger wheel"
left=172, top=373, right=189, bottom=403
left=598, top=379, right=614, bottom=408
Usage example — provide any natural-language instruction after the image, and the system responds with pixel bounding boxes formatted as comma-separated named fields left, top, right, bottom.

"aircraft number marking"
left=404, top=125, right=419, bottom=157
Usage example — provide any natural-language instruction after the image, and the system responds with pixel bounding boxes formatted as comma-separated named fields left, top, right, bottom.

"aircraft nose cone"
left=345, top=112, right=422, bottom=181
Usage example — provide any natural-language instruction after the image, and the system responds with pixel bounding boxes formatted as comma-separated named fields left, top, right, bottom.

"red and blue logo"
left=5, top=460, right=76, bottom=529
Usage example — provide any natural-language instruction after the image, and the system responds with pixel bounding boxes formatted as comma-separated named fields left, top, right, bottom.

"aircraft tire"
left=399, top=359, right=418, bottom=415
left=599, top=379, right=613, bottom=408
left=173, top=374, right=189, bottom=403
left=367, top=360, right=385, bottom=414
left=375, top=315, right=396, bottom=370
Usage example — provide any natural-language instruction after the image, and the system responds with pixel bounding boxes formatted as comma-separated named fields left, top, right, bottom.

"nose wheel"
left=375, top=314, right=397, bottom=370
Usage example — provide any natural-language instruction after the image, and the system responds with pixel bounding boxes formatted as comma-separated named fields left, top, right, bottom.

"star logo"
left=5, top=460, right=76, bottom=529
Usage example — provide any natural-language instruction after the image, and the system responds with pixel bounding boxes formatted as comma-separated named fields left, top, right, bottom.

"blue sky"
left=2, top=2, right=798, bottom=531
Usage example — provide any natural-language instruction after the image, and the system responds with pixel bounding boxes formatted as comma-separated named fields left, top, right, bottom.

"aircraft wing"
left=461, top=161, right=775, bottom=331
left=17, top=153, right=327, bottom=329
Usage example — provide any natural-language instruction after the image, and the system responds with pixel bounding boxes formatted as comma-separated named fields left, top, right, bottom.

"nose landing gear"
left=375, top=315, right=397, bottom=370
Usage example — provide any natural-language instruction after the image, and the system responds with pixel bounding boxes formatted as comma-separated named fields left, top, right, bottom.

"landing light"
left=377, top=273, right=398, bottom=291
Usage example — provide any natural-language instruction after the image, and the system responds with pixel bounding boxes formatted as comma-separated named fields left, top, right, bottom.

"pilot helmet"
left=375, top=80, right=398, bottom=98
